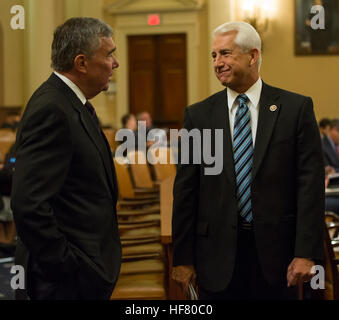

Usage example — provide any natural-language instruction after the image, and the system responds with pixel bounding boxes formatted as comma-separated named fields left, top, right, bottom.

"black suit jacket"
left=11, top=73, right=121, bottom=299
left=172, top=82, right=325, bottom=292
left=322, top=135, right=339, bottom=172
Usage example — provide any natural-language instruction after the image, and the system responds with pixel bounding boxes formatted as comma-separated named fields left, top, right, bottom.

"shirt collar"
left=54, top=71, right=87, bottom=105
left=227, top=77, right=262, bottom=111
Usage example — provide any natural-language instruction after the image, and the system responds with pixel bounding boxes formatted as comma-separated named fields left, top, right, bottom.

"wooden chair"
left=0, top=220, right=16, bottom=244
left=111, top=273, right=166, bottom=300
left=122, top=242, right=163, bottom=257
left=114, top=156, right=161, bottom=256
left=111, top=155, right=166, bottom=299
left=323, top=212, right=339, bottom=299
left=111, top=204, right=166, bottom=300
left=114, top=157, right=159, bottom=207
left=127, top=151, right=158, bottom=190
left=112, top=257, right=166, bottom=300
left=148, top=147, right=177, bottom=182
left=119, top=221, right=163, bottom=262
left=118, top=213, right=161, bottom=244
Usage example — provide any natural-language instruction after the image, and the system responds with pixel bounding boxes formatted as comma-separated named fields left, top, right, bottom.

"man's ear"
left=249, top=48, right=259, bottom=66
left=73, top=54, right=87, bottom=74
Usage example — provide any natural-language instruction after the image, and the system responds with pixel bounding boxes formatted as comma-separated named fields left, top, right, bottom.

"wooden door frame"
left=112, top=12, right=202, bottom=128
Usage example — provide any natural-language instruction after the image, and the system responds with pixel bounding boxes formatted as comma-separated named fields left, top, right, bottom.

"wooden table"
left=160, top=175, right=187, bottom=300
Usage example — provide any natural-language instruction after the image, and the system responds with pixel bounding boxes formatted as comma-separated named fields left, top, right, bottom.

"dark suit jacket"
left=11, top=73, right=121, bottom=299
left=322, top=135, right=339, bottom=172
left=172, top=82, right=325, bottom=293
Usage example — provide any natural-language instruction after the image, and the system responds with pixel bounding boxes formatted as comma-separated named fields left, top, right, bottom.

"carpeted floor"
left=0, top=257, right=15, bottom=300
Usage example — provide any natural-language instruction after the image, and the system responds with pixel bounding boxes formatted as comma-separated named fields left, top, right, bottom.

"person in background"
left=137, top=111, right=155, bottom=148
left=1, top=111, right=21, bottom=131
left=0, top=144, right=17, bottom=247
left=121, top=113, right=137, bottom=131
left=137, top=112, right=153, bottom=132
left=137, top=111, right=167, bottom=148
left=322, top=118, right=339, bottom=172
left=325, top=165, right=339, bottom=215
left=319, top=118, right=332, bottom=138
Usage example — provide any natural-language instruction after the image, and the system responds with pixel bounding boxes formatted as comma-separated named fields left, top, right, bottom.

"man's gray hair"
left=212, top=21, right=262, bottom=70
left=51, top=17, right=113, bottom=72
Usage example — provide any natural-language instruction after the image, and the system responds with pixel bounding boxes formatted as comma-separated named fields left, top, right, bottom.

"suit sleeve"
left=11, top=103, right=80, bottom=278
left=295, top=97, right=325, bottom=261
left=172, top=108, right=200, bottom=266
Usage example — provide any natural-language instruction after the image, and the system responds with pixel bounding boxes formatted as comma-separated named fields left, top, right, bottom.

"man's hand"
left=287, top=257, right=315, bottom=287
left=325, top=165, right=335, bottom=176
left=172, top=265, right=196, bottom=298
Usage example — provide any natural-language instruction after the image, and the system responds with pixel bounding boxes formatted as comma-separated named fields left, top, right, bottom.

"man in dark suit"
left=322, top=118, right=339, bottom=172
left=172, top=22, right=324, bottom=300
left=318, top=118, right=331, bottom=138
left=11, top=17, right=121, bottom=300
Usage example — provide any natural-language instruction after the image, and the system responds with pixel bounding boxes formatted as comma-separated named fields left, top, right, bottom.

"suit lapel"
left=78, top=106, right=116, bottom=199
left=211, top=90, right=236, bottom=189
left=101, top=131, right=119, bottom=203
left=252, top=82, right=281, bottom=179
left=47, top=74, right=116, bottom=199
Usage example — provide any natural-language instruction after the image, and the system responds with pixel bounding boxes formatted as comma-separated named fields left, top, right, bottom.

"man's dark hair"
left=319, top=118, right=331, bottom=128
left=121, top=114, right=132, bottom=128
left=330, top=118, right=339, bottom=130
left=51, top=17, right=113, bottom=72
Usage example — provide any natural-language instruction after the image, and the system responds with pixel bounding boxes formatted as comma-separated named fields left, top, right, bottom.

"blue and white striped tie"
left=233, top=94, right=253, bottom=223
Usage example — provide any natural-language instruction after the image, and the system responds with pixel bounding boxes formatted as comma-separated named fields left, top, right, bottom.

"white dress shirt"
left=54, top=71, right=87, bottom=105
left=227, top=77, right=262, bottom=147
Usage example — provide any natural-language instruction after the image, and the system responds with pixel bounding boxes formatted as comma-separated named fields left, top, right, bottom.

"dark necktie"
left=233, top=94, right=253, bottom=223
left=85, top=100, right=100, bottom=128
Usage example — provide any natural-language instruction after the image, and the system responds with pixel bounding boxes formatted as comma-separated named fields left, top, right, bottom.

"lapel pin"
left=269, top=105, right=277, bottom=112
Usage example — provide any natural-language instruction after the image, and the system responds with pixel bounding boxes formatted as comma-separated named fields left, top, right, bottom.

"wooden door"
left=128, top=34, right=187, bottom=130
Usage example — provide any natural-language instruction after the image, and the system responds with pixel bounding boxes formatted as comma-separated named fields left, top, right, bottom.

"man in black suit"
left=322, top=118, right=339, bottom=172
left=172, top=22, right=324, bottom=300
left=318, top=118, right=331, bottom=138
left=11, top=17, right=121, bottom=300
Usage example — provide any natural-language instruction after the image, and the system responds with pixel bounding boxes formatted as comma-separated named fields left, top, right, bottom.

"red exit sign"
left=148, top=14, right=160, bottom=26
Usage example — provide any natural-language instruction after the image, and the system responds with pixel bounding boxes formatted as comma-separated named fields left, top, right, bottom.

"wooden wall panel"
left=128, top=34, right=187, bottom=130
